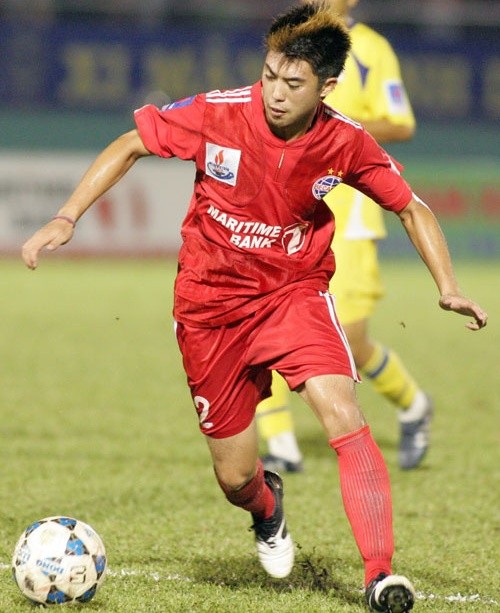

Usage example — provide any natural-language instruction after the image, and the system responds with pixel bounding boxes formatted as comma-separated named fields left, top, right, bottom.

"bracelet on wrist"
left=52, top=215, right=76, bottom=228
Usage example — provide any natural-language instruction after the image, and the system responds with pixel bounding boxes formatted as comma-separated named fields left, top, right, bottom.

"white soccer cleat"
left=250, top=471, right=294, bottom=578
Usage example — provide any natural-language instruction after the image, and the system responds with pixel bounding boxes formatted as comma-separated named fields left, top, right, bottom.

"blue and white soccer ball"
left=12, top=516, right=107, bottom=605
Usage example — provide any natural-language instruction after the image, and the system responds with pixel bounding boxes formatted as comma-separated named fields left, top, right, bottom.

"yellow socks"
left=256, top=372, right=293, bottom=438
left=256, top=372, right=302, bottom=463
left=361, top=343, right=418, bottom=410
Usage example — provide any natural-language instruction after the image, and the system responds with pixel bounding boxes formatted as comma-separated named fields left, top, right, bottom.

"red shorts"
left=175, top=287, right=358, bottom=439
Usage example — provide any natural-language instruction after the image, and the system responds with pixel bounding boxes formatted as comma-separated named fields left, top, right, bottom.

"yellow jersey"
left=323, top=22, right=415, bottom=240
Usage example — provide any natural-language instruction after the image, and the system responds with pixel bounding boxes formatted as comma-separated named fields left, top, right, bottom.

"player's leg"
left=206, top=418, right=260, bottom=490
left=331, top=238, right=432, bottom=470
left=297, top=374, right=415, bottom=610
left=346, top=319, right=433, bottom=470
left=255, top=371, right=304, bottom=473
left=261, top=290, right=396, bottom=586
left=297, top=375, right=393, bottom=582
left=206, top=421, right=294, bottom=578
left=344, top=315, right=432, bottom=470
left=175, top=320, right=294, bottom=578
left=252, top=287, right=414, bottom=606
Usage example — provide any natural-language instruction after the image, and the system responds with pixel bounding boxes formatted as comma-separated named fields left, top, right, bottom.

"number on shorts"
left=194, top=396, right=213, bottom=430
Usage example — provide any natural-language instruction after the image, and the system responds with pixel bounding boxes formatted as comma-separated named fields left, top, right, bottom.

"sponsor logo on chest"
left=205, top=143, right=241, bottom=186
left=207, top=204, right=311, bottom=255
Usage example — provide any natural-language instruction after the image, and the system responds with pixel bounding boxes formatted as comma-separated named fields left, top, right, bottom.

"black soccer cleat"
left=261, top=454, right=304, bottom=474
left=365, top=573, right=416, bottom=612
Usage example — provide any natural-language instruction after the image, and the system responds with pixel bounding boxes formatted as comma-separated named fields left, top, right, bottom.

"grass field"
left=0, top=257, right=498, bottom=612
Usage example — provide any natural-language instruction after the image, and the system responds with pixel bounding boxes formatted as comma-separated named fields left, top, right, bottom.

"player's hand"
left=439, top=294, right=488, bottom=331
left=22, top=219, right=75, bottom=270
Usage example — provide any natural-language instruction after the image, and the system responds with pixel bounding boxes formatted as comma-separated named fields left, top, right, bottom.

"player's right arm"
left=397, top=196, right=488, bottom=331
left=22, top=129, right=151, bottom=270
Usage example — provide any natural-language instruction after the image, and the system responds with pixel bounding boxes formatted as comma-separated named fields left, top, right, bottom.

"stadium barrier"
left=1, top=152, right=497, bottom=259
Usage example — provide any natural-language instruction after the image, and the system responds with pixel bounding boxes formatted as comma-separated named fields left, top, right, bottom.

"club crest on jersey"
left=312, top=174, right=343, bottom=200
left=206, top=143, right=241, bottom=187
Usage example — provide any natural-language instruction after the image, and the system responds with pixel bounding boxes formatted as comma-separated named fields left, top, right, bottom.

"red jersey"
left=134, top=82, right=412, bottom=327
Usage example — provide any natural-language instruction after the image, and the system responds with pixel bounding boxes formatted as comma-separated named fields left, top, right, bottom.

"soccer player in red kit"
left=22, top=4, right=487, bottom=611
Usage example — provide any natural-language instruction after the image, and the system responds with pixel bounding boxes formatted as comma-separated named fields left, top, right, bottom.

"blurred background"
left=0, top=0, right=498, bottom=258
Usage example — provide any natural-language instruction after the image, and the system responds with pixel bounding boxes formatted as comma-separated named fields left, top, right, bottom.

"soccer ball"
left=12, top=516, right=107, bottom=605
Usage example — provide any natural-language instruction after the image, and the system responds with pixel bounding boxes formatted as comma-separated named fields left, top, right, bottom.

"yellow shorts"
left=329, top=237, right=384, bottom=325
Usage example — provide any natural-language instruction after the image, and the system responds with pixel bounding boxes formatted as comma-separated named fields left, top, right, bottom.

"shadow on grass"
left=189, top=547, right=364, bottom=607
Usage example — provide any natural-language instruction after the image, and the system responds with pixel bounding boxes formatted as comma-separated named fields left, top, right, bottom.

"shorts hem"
left=288, top=366, right=359, bottom=391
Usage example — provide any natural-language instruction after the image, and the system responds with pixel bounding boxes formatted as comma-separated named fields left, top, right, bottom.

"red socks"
left=216, top=459, right=275, bottom=520
left=216, top=428, right=393, bottom=586
left=329, top=425, right=393, bottom=585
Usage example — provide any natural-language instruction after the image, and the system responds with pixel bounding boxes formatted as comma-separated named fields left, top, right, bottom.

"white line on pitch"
left=2, top=563, right=498, bottom=605
left=106, top=568, right=193, bottom=582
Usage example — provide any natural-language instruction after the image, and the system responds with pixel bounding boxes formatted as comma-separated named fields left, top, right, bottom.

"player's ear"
left=320, top=77, right=337, bottom=99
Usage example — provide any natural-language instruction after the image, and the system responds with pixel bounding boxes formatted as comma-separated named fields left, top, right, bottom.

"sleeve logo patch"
left=385, top=81, right=409, bottom=114
left=162, top=96, right=195, bottom=111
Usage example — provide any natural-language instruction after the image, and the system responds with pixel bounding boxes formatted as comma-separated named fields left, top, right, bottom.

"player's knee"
left=214, top=465, right=256, bottom=493
left=317, top=402, right=366, bottom=439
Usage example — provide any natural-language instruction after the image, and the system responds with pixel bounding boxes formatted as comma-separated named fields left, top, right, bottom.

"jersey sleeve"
left=346, top=129, right=412, bottom=213
left=368, top=37, right=415, bottom=128
left=134, top=95, right=205, bottom=161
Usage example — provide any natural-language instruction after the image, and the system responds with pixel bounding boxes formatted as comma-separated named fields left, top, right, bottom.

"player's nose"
left=271, top=81, right=286, bottom=101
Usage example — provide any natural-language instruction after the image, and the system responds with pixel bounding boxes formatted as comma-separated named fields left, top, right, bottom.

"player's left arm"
left=397, top=196, right=488, bottom=331
left=357, top=36, right=415, bottom=144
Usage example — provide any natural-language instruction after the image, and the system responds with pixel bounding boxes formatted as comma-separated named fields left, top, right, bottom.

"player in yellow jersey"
left=257, top=0, right=433, bottom=471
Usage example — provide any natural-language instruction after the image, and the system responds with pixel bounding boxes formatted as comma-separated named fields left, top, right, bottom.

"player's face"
left=261, top=51, right=336, bottom=141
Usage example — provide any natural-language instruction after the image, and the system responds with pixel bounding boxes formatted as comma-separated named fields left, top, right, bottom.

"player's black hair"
left=265, top=1, right=351, bottom=84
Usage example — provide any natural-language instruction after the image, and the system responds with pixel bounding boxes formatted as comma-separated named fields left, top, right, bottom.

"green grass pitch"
left=0, top=257, right=498, bottom=612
